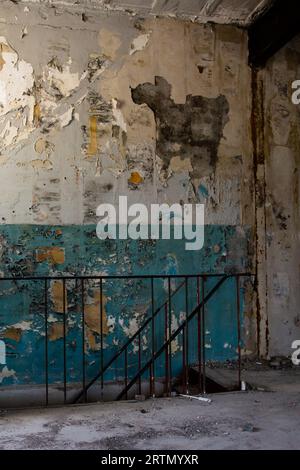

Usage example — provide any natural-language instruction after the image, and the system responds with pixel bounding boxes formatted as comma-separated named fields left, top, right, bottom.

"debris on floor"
left=179, top=394, right=212, bottom=404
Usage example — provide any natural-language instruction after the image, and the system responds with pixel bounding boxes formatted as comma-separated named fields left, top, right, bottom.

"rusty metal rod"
left=44, top=279, right=49, bottom=406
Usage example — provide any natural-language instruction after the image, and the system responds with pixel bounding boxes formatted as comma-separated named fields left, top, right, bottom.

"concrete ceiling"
left=17, top=0, right=274, bottom=26
left=102, top=0, right=273, bottom=25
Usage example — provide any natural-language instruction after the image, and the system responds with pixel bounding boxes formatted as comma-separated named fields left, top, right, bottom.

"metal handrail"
left=116, top=275, right=230, bottom=400
left=0, top=272, right=254, bottom=406
left=73, top=278, right=187, bottom=403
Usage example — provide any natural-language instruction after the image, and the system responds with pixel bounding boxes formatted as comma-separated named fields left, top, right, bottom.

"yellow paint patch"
left=34, top=103, right=41, bottom=126
left=85, top=290, right=108, bottom=335
left=0, top=56, right=5, bottom=71
left=85, top=327, right=98, bottom=352
left=128, top=171, right=144, bottom=185
left=34, top=138, right=47, bottom=154
left=3, top=327, right=22, bottom=342
left=36, top=247, right=65, bottom=265
left=0, top=42, right=12, bottom=71
left=49, top=322, right=66, bottom=341
left=50, top=280, right=68, bottom=314
left=87, top=115, right=98, bottom=156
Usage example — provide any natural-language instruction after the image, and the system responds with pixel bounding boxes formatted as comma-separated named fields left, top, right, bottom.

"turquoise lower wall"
left=0, top=224, right=251, bottom=388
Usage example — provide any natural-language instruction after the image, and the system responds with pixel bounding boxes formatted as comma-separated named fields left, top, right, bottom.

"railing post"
left=150, top=277, right=155, bottom=398
left=124, top=348, right=128, bottom=400
left=168, top=277, right=172, bottom=396
left=81, top=279, right=87, bottom=403
left=164, top=302, right=169, bottom=396
left=236, top=275, right=242, bottom=389
left=202, top=276, right=206, bottom=394
left=44, top=279, right=49, bottom=406
left=100, top=277, right=104, bottom=400
left=63, top=278, right=67, bottom=404
left=183, top=277, right=189, bottom=395
left=115, top=275, right=230, bottom=401
left=138, top=333, right=142, bottom=395
left=197, top=276, right=202, bottom=394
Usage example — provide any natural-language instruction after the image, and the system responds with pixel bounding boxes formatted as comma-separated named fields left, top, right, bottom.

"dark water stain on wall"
left=131, top=76, right=229, bottom=176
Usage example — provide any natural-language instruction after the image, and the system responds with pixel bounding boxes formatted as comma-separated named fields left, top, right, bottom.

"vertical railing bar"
left=63, top=278, right=67, bottom=404
left=124, top=348, right=128, bottom=400
left=197, top=276, right=202, bottom=394
left=164, top=303, right=169, bottom=395
left=236, top=275, right=242, bottom=389
left=81, top=279, right=87, bottom=403
left=151, top=277, right=155, bottom=398
left=100, top=277, right=104, bottom=400
left=149, top=362, right=153, bottom=399
left=168, top=277, right=172, bottom=396
left=182, top=322, right=186, bottom=395
left=185, top=276, right=189, bottom=394
left=202, top=276, right=206, bottom=394
left=44, top=279, right=49, bottom=406
left=138, top=333, right=142, bottom=395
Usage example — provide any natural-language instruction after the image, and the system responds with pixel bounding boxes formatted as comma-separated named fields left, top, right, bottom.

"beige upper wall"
left=0, top=1, right=253, bottom=226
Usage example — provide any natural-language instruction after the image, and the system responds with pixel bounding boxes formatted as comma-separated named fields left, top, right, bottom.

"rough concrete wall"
left=0, top=1, right=255, bottom=386
left=259, top=36, right=300, bottom=357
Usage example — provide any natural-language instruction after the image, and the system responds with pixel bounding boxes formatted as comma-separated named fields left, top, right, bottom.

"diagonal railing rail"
left=74, top=273, right=251, bottom=403
left=73, top=278, right=187, bottom=403
left=116, top=275, right=229, bottom=400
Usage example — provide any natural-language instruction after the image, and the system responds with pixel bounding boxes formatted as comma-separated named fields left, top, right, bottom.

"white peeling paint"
left=107, top=315, right=116, bottom=332
left=112, top=98, right=127, bottom=133
left=130, top=33, right=150, bottom=55
left=171, top=314, right=180, bottom=354
left=43, top=60, right=80, bottom=98
left=0, top=37, right=35, bottom=153
left=119, top=317, right=139, bottom=337
left=10, top=321, right=32, bottom=331
left=0, top=121, right=18, bottom=147
left=0, top=366, right=15, bottom=384
left=0, top=37, right=34, bottom=117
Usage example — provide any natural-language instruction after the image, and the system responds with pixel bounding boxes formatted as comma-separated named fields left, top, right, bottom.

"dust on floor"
left=0, top=377, right=300, bottom=450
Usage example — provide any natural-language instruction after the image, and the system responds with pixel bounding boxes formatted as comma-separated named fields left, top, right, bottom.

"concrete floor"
left=0, top=370, right=299, bottom=450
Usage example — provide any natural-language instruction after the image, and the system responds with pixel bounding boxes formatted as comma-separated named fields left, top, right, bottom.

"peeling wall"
left=256, top=36, right=300, bottom=357
left=0, top=1, right=256, bottom=387
left=0, top=5, right=252, bottom=226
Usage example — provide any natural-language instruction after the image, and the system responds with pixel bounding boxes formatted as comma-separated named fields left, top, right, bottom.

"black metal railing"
left=0, top=273, right=253, bottom=407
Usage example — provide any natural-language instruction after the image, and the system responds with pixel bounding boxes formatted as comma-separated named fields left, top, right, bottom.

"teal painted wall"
left=0, top=224, right=251, bottom=388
